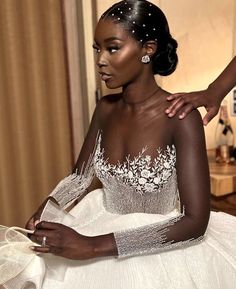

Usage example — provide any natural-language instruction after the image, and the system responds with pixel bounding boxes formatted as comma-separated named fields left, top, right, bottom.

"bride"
left=1, top=1, right=236, bottom=288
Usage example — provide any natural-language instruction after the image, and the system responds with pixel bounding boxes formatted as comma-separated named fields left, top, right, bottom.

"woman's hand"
left=165, top=89, right=221, bottom=126
left=31, top=221, right=118, bottom=260
left=31, top=222, right=97, bottom=260
left=25, top=197, right=59, bottom=231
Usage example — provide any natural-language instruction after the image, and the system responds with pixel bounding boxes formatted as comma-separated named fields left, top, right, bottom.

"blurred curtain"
left=0, top=0, right=74, bottom=226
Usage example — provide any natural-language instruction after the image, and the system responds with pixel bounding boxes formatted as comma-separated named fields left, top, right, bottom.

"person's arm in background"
left=165, top=56, right=236, bottom=125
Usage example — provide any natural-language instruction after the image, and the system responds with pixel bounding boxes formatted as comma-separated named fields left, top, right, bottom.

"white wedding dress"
left=1, top=134, right=236, bottom=289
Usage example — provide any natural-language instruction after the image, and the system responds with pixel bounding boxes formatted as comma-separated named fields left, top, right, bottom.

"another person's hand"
left=165, top=89, right=221, bottom=126
left=31, top=222, right=96, bottom=260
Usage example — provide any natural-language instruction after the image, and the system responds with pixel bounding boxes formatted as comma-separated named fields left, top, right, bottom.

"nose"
left=96, top=52, right=107, bottom=68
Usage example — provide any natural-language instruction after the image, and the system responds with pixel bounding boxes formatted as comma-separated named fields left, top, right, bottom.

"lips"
left=99, top=72, right=112, bottom=81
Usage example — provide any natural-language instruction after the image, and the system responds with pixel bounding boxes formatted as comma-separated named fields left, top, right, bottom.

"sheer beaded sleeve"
left=114, top=209, right=204, bottom=258
left=49, top=144, right=97, bottom=209
left=49, top=103, right=101, bottom=209
left=113, top=110, right=211, bottom=258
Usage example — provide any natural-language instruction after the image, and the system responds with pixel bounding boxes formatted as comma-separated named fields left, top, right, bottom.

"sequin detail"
left=94, top=134, right=176, bottom=195
left=50, top=134, right=100, bottom=208
left=114, top=212, right=205, bottom=258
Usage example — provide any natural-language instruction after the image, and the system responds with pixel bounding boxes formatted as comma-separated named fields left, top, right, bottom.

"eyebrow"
left=94, top=36, right=123, bottom=44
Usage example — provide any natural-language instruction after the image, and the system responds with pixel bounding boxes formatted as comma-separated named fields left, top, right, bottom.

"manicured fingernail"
left=165, top=109, right=170, bottom=113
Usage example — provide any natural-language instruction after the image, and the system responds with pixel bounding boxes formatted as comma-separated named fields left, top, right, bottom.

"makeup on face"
left=93, top=19, right=144, bottom=89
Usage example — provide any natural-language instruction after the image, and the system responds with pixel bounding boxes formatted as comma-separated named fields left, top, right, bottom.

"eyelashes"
left=92, top=45, right=120, bottom=54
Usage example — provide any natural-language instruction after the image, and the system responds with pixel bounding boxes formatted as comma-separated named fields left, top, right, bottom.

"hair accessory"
left=146, top=34, right=149, bottom=37
left=133, top=21, right=136, bottom=24
left=129, top=7, right=131, bottom=10
left=117, top=17, right=121, bottom=20
left=149, top=13, right=152, bottom=16
left=143, top=24, right=146, bottom=27
left=141, top=55, right=151, bottom=64
left=132, top=30, right=135, bottom=33
left=153, top=28, right=156, bottom=31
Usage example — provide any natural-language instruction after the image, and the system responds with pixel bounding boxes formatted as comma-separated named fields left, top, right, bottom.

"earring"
left=141, top=55, right=151, bottom=64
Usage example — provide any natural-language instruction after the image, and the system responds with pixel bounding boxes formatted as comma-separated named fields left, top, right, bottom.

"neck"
left=122, top=78, right=161, bottom=106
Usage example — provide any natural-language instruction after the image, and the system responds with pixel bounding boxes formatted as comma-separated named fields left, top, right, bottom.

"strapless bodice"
left=94, top=134, right=179, bottom=214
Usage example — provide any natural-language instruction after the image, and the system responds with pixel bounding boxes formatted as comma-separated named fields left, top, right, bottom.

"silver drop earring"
left=141, top=55, right=151, bottom=64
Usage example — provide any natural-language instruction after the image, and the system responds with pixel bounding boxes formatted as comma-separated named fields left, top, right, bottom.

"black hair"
left=101, top=0, right=178, bottom=76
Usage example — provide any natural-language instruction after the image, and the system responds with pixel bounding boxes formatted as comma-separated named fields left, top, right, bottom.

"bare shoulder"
left=175, top=109, right=203, bottom=131
left=95, top=93, right=122, bottom=119
left=173, top=109, right=205, bottom=146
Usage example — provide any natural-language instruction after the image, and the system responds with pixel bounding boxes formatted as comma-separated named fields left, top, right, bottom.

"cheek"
left=112, top=49, right=141, bottom=73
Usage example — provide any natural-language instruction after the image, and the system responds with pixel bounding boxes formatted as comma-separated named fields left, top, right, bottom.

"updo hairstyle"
left=101, top=0, right=178, bottom=76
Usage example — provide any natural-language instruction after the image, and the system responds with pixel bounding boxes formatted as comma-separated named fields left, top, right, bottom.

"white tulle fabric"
left=44, top=189, right=236, bottom=289
left=1, top=133, right=236, bottom=288
left=0, top=201, right=75, bottom=289
left=1, top=189, right=236, bottom=289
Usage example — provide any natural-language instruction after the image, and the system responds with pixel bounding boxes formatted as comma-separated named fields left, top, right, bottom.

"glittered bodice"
left=94, top=134, right=179, bottom=215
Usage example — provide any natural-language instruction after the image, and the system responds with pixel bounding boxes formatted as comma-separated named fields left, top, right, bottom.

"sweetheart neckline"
left=95, top=132, right=176, bottom=168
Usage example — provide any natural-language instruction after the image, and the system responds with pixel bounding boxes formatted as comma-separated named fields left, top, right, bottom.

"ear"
left=142, top=40, right=157, bottom=57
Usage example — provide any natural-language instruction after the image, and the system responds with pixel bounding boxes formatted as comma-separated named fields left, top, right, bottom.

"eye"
left=108, top=46, right=119, bottom=53
left=92, top=45, right=100, bottom=53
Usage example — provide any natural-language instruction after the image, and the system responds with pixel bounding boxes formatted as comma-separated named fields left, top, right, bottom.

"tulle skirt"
left=2, top=188, right=236, bottom=289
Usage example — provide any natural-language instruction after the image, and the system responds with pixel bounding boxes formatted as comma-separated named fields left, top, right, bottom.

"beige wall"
left=158, top=0, right=235, bottom=149
left=94, top=0, right=236, bottom=149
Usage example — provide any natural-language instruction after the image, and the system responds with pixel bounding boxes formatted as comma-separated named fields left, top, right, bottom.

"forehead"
left=94, top=19, right=134, bottom=43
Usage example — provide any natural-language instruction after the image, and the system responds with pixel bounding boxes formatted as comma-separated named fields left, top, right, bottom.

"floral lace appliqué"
left=94, top=134, right=176, bottom=195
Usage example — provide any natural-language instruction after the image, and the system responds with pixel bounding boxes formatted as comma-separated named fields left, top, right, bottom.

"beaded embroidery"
left=94, top=134, right=176, bottom=195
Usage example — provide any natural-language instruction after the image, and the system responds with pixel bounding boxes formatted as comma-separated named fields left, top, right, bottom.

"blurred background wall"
left=0, top=0, right=235, bottom=226
left=0, top=0, right=87, bottom=226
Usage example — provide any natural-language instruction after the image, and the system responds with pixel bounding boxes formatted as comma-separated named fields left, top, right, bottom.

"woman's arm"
left=26, top=102, right=102, bottom=230
left=111, top=110, right=211, bottom=258
left=32, top=110, right=210, bottom=260
left=166, top=57, right=236, bottom=125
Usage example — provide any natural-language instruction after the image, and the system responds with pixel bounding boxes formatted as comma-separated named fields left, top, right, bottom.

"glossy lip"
left=99, top=72, right=112, bottom=82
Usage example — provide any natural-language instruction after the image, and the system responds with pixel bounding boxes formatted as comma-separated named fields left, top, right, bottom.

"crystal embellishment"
left=94, top=134, right=176, bottom=195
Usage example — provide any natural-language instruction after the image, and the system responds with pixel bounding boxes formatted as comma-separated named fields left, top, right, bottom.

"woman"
left=1, top=1, right=236, bottom=288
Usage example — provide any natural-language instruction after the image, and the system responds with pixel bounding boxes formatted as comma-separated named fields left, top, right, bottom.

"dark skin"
left=166, top=56, right=236, bottom=125
left=27, top=19, right=210, bottom=260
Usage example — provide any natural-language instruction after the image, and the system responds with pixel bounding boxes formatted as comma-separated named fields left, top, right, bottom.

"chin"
left=105, top=81, right=122, bottom=90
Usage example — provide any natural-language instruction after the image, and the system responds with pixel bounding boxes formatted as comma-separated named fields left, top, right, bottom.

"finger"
left=25, top=218, right=36, bottom=231
left=34, top=220, right=40, bottom=226
left=31, top=234, right=45, bottom=245
left=33, top=229, right=63, bottom=248
left=36, top=221, right=61, bottom=230
left=165, top=98, right=184, bottom=113
left=166, top=93, right=185, bottom=101
left=30, top=245, right=51, bottom=254
left=178, top=104, right=195, bottom=119
left=166, top=99, right=186, bottom=117
left=33, top=228, right=54, bottom=245
left=202, top=108, right=218, bottom=126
